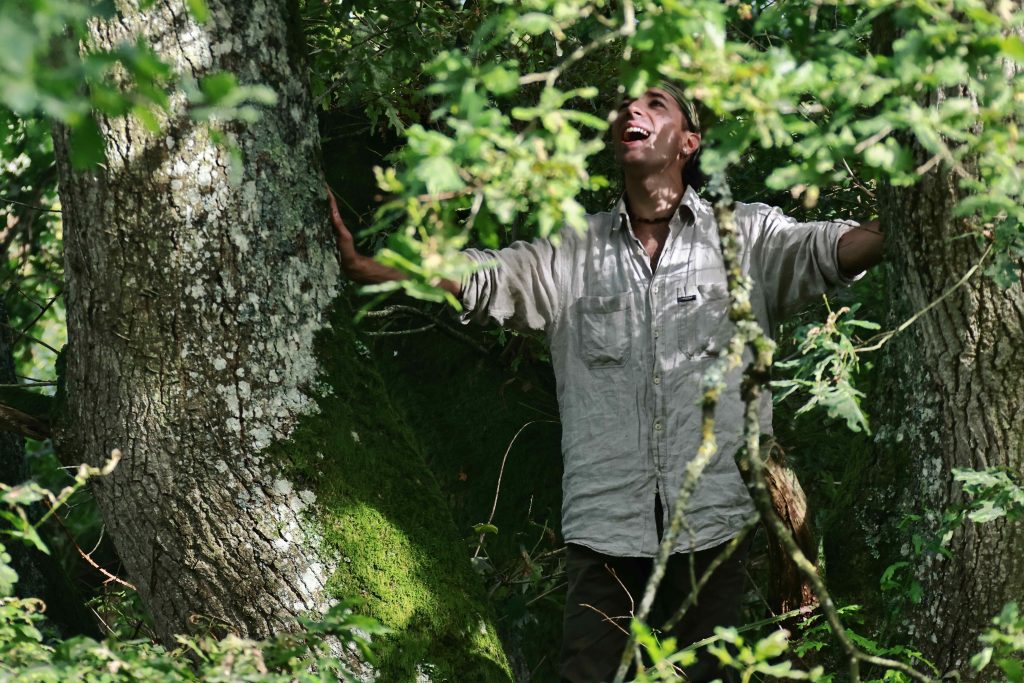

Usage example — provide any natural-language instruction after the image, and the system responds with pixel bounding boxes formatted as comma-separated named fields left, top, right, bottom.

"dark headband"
left=656, top=81, right=701, bottom=133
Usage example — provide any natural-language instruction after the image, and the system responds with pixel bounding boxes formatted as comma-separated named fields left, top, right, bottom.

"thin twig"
left=841, top=158, right=876, bottom=199
left=16, top=375, right=54, bottom=383
left=525, top=580, right=567, bottom=608
left=12, top=291, right=62, bottom=343
left=0, top=196, right=62, bottom=214
left=41, top=500, right=137, bottom=591
left=661, top=519, right=757, bottom=632
left=711, top=177, right=939, bottom=683
left=581, top=602, right=632, bottom=636
left=473, top=420, right=556, bottom=558
left=0, top=322, right=60, bottom=354
left=853, top=125, right=893, bottom=154
left=680, top=605, right=817, bottom=652
left=856, top=242, right=992, bottom=353
left=89, top=606, right=117, bottom=637
left=519, top=22, right=635, bottom=87
left=362, top=323, right=436, bottom=336
left=362, top=303, right=491, bottom=354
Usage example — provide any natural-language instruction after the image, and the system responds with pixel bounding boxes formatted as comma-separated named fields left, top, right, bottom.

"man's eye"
left=651, top=100, right=664, bottom=108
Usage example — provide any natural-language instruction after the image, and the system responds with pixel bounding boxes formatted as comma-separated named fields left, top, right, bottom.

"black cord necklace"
left=630, top=213, right=674, bottom=224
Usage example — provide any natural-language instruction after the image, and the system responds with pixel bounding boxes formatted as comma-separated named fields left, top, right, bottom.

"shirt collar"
left=613, top=185, right=706, bottom=233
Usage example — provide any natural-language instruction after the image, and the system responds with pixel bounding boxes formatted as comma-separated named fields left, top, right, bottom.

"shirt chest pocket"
left=679, top=281, right=733, bottom=358
left=576, top=292, right=632, bottom=369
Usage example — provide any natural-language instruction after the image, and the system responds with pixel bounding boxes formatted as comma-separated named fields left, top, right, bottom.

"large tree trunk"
left=873, top=134, right=1024, bottom=672
left=51, top=1, right=510, bottom=679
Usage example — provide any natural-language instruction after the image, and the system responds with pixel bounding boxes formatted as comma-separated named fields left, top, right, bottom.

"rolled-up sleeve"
left=752, top=206, right=862, bottom=321
left=459, top=238, right=563, bottom=334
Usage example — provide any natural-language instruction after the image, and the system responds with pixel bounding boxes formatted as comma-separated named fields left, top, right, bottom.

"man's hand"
left=326, top=186, right=462, bottom=296
left=328, top=187, right=375, bottom=281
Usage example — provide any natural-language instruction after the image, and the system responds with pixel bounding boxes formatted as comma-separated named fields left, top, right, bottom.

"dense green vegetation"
left=1, top=0, right=1023, bottom=681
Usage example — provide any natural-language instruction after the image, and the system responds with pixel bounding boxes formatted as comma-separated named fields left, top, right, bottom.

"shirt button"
left=654, top=329, right=660, bottom=339
left=653, top=285, right=659, bottom=295
left=654, top=421, right=662, bottom=432
left=653, top=375, right=661, bottom=385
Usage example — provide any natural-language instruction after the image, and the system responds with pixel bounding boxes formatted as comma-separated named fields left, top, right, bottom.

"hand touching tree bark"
left=327, top=187, right=461, bottom=296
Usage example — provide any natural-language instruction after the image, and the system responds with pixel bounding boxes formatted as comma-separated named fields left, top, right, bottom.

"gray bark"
left=874, top=137, right=1024, bottom=673
left=54, top=0, right=340, bottom=643
left=51, top=2, right=510, bottom=679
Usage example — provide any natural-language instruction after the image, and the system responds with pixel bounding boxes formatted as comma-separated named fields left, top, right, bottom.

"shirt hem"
left=564, top=526, right=750, bottom=558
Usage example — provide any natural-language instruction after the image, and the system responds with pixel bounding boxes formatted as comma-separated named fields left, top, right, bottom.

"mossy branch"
left=712, top=177, right=940, bottom=683
left=611, top=179, right=761, bottom=683
left=614, top=174, right=941, bottom=683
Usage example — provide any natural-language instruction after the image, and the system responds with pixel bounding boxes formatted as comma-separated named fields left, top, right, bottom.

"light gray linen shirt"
left=460, top=186, right=858, bottom=557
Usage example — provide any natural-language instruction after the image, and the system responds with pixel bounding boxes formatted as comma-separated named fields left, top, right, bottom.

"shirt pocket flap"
left=578, top=292, right=631, bottom=315
left=577, top=292, right=631, bottom=369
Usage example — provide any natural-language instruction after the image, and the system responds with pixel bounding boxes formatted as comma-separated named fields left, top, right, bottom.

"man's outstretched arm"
left=837, top=219, right=883, bottom=279
left=328, top=187, right=461, bottom=297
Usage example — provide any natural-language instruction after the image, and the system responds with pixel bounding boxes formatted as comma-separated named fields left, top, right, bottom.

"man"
left=328, top=84, right=883, bottom=682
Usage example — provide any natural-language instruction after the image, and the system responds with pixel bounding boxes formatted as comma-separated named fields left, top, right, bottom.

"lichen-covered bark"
left=51, top=1, right=510, bottom=679
left=872, top=148, right=1024, bottom=672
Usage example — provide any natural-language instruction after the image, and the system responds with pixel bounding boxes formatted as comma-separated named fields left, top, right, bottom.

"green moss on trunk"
left=372, top=326, right=565, bottom=681
left=268, top=299, right=511, bottom=682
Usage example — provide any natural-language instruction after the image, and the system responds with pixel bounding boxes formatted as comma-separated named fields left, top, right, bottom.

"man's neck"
left=623, top=172, right=685, bottom=226
left=623, top=172, right=686, bottom=272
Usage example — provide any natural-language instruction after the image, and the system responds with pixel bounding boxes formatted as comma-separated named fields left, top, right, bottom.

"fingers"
left=326, top=186, right=346, bottom=230
left=326, top=185, right=354, bottom=247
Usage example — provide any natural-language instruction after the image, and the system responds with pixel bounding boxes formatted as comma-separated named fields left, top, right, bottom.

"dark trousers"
left=559, top=534, right=749, bottom=683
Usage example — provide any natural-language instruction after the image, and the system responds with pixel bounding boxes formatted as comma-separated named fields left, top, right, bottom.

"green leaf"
left=186, top=0, right=210, bottom=23
left=908, top=580, right=923, bottom=604
left=132, top=105, right=161, bottom=133
left=1, top=485, right=44, bottom=506
left=515, top=13, right=556, bottom=36
left=68, top=116, right=107, bottom=169
left=863, top=143, right=896, bottom=169
left=11, top=524, right=49, bottom=555
left=0, top=543, right=17, bottom=597
left=472, top=523, right=499, bottom=535
left=971, top=647, right=993, bottom=671
left=999, top=658, right=1024, bottom=683
left=999, top=36, right=1024, bottom=62
left=415, top=157, right=463, bottom=195
left=200, top=72, right=238, bottom=103
left=480, top=66, right=518, bottom=95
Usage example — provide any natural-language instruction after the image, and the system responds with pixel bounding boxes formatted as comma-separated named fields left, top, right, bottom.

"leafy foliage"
left=0, top=460, right=387, bottom=682
left=953, top=468, right=1024, bottom=524
left=972, top=602, right=1024, bottom=683
left=0, top=596, right=387, bottom=683
left=773, top=301, right=880, bottom=433
left=352, top=0, right=1024, bottom=305
left=3, top=0, right=1024, bottom=679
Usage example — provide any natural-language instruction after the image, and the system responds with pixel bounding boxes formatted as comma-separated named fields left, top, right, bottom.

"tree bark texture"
left=873, top=139, right=1024, bottom=672
left=52, top=2, right=510, bottom=679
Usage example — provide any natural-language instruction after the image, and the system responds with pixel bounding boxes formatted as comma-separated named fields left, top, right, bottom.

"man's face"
left=611, top=88, right=700, bottom=176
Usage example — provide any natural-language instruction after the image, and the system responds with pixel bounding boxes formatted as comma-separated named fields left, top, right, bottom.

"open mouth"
left=622, top=126, right=651, bottom=142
